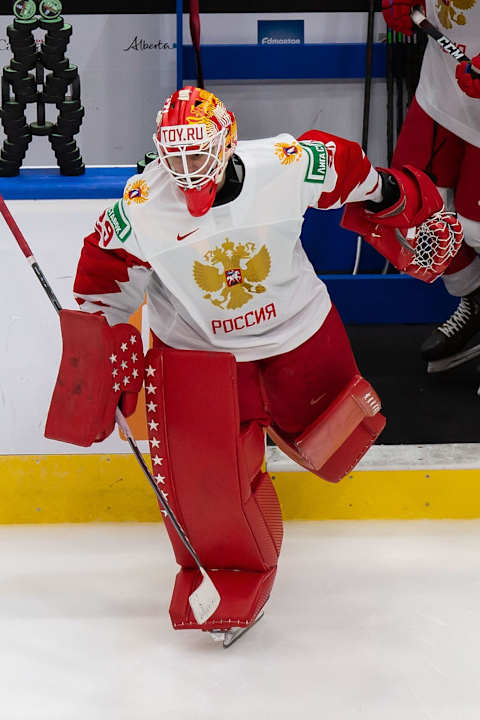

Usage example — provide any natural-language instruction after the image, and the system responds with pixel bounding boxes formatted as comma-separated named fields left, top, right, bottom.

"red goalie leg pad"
left=170, top=568, right=277, bottom=631
left=144, top=344, right=283, bottom=630
left=317, top=414, right=386, bottom=483
left=45, top=310, right=144, bottom=446
left=267, top=374, right=385, bottom=483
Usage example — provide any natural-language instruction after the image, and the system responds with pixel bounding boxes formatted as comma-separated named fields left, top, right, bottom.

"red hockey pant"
left=392, top=96, right=480, bottom=275
left=235, top=305, right=359, bottom=437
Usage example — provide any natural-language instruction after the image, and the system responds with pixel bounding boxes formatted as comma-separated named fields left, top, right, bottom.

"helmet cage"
left=153, top=124, right=228, bottom=190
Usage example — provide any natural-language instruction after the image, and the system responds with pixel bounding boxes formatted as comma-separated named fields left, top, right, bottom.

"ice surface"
left=1, top=521, right=480, bottom=720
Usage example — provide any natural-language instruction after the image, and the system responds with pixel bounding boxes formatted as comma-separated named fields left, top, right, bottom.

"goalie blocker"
left=45, top=310, right=144, bottom=446
left=341, top=164, right=463, bottom=283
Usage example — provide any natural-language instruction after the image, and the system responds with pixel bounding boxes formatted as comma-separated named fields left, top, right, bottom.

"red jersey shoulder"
left=95, top=199, right=134, bottom=248
left=298, top=130, right=374, bottom=208
left=297, top=129, right=365, bottom=176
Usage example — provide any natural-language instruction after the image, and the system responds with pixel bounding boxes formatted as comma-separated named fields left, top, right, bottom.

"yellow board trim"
left=0, top=454, right=160, bottom=524
left=271, top=469, right=480, bottom=520
left=2, top=454, right=480, bottom=523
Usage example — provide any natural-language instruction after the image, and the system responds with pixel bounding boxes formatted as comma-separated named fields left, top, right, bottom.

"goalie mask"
left=154, top=86, right=237, bottom=217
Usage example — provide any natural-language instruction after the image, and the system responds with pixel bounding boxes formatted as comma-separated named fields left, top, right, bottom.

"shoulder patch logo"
left=193, top=238, right=271, bottom=310
left=274, top=141, right=303, bottom=165
left=299, top=140, right=330, bottom=184
left=124, top=179, right=150, bottom=205
left=105, top=199, right=132, bottom=243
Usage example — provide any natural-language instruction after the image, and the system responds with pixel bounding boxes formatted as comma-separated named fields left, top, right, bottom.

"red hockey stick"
left=0, top=194, right=220, bottom=625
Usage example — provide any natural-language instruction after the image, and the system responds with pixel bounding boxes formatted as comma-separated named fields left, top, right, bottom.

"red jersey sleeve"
left=74, top=223, right=152, bottom=326
left=297, top=130, right=381, bottom=210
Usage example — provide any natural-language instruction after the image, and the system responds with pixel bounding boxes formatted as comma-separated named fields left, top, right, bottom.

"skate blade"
left=427, top=343, right=480, bottom=373
left=208, top=611, right=265, bottom=649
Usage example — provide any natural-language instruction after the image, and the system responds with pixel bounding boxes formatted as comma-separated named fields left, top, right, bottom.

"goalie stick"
left=353, top=0, right=376, bottom=275
left=411, top=6, right=479, bottom=74
left=386, top=27, right=394, bottom=166
left=0, top=193, right=220, bottom=626
left=361, top=0, right=375, bottom=153
left=189, top=0, right=204, bottom=89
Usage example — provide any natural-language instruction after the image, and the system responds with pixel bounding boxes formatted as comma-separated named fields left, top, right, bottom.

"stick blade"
left=188, top=569, right=221, bottom=625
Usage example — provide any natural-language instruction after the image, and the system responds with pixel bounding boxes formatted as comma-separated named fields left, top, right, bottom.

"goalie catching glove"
left=45, top=310, right=144, bottom=447
left=341, top=164, right=463, bottom=283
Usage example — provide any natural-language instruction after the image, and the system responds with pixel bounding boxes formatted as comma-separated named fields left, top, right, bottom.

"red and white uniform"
left=392, top=2, right=480, bottom=295
left=74, top=132, right=380, bottom=359
left=417, top=0, right=480, bottom=147
left=68, top=129, right=387, bottom=634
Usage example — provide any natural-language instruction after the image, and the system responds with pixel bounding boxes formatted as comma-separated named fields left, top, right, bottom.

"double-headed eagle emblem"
left=436, top=0, right=476, bottom=29
left=193, top=238, right=271, bottom=310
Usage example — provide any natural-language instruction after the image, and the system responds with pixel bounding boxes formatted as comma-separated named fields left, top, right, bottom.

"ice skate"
left=421, top=288, right=480, bottom=373
left=207, top=611, right=265, bottom=649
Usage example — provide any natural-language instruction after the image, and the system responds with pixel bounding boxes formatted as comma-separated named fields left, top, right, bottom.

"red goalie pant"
left=147, top=306, right=384, bottom=631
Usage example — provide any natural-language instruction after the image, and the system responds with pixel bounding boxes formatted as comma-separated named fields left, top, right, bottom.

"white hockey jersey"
left=416, top=0, right=480, bottom=147
left=74, top=132, right=380, bottom=361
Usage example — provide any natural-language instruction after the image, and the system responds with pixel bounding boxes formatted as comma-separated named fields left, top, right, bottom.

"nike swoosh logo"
left=310, top=393, right=326, bottom=406
left=177, top=228, right=199, bottom=242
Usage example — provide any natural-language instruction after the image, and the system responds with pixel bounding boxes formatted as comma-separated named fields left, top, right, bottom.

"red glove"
left=341, top=165, right=463, bottom=283
left=456, top=55, right=480, bottom=99
left=342, top=206, right=463, bottom=283
left=382, top=0, right=424, bottom=36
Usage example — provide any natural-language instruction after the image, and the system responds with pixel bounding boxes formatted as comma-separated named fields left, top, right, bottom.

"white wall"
left=0, top=12, right=388, bottom=168
left=0, top=199, right=144, bottom=455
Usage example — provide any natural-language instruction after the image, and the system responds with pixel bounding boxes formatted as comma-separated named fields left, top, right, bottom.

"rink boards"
left=2, top=446, right=480, bottom=523
left=0, top=179, right=478, bottom=524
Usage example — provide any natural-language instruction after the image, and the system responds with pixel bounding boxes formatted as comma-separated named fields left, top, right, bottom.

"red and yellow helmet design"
left=154, top=87, right=237, bottom=217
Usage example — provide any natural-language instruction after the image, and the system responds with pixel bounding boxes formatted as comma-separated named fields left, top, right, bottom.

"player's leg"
left=259, top=306, right=385, bottom=483
left=260, top=306, right=358, bottom=437
left=421, top=143, right=480, bottom=371
left=392, top=97, right=480, bottom=367
left=145, top=337, right=282, bottom=639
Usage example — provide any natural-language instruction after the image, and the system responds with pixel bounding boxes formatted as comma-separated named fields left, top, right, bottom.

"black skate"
left=207, top=611, right=264, bottom=648
left=421, top=288, right=480, bottom=373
